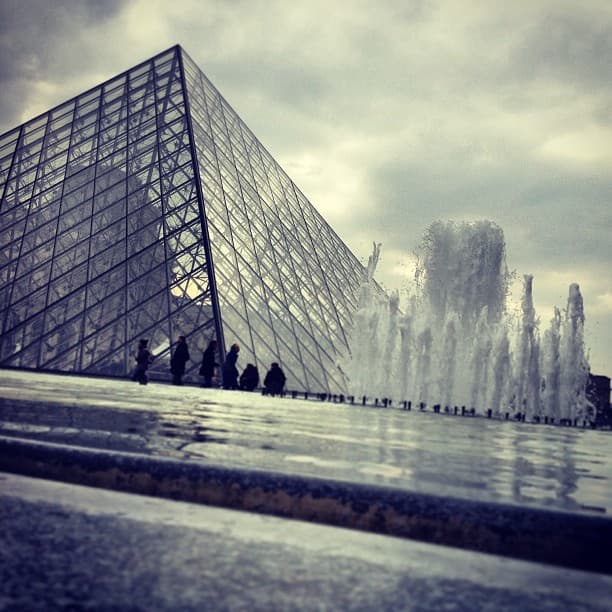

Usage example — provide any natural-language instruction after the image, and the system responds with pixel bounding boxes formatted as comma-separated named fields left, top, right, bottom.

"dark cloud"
left=0, top=0, right=127, bottom=130
left=512, top=7, right=612, bottom=90
left=360, top=145, right=612, bottom=276
left=0, top=0, right=126, bottom=75
left=508, top=175, right=612, bottom=268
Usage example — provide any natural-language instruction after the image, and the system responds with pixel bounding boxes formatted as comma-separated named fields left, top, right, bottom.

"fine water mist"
left=346, top=220, right=591, bottom=422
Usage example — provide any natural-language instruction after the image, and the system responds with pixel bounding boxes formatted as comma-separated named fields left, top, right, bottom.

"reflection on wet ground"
left=1, top=370, right=611, bottom=516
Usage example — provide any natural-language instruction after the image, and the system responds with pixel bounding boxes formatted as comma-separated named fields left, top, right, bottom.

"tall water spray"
left=346, top=221, right=591, bottom=422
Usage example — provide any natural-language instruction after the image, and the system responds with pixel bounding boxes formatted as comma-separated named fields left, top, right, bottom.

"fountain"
left=346, top=221, right=592, bottom=423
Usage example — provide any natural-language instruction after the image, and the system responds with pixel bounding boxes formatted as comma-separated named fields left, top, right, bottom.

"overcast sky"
left=1, top=0, right=610, bottom=378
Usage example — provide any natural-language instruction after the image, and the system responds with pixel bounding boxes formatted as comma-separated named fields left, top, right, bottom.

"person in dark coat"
left=132, top=339, right=153, bottom=385
left=199, top=339, right=218, bottom=388
left=239, top=363, right=259, bottom=391
left=263, top=362, right=286, bottom=395
left=170, top=335, right=190, bottom=385
left=222, top=343, right=240, bottom=390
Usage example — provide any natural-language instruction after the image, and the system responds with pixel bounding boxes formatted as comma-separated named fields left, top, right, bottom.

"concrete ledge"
left=1, top=434, right=611, bottom=575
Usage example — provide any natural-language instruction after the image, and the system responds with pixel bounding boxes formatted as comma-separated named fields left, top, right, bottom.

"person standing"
left=132, top=339, right=153, bottom=385
left=263, top=362, right=286, bottom=396
left=199, top=339, right=218, bottom=388
left=170, top=335, right=190, bottom=385
left=222, top=343, right=240, bottom=390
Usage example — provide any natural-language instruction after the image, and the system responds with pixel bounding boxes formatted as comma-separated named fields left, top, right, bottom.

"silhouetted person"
left=199, top=339, right=218, bottom=388
left=170, top=335, right=190, bottom=385
left=222, top=343, right=240, bottom=390
left=264, top=362, right=286, bottom=395
left=240, top=363, right=259, bottom=391
left=132, top=339, right=153, bottom=385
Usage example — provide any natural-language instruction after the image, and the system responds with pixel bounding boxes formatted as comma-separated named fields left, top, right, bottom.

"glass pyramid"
left=0, top=45, right=368, bottom=392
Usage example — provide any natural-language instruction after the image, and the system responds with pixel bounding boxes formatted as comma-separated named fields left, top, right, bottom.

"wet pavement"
left=1, top=369, right=610, bottom=516
left=1, top=369, right=612, bottom=575
left=2, top=471, right=612, bottom=612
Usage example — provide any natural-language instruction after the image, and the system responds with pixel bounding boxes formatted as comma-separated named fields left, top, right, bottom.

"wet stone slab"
left=2, top=473, right=612, bottom=612
left=1, top=370, right=610, bottom=517
left=2, top=430, right=612, bottom=574
left=1, top=370, right=612, bottom=573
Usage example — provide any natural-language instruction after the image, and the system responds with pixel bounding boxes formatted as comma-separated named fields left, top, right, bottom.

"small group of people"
left=216, top=342, right=259, bottom=390
left=131, top=336, right=286, bottom=395
left=218, top=342, right=286, bottom=395
left=131, top=336, right=191, bottom=386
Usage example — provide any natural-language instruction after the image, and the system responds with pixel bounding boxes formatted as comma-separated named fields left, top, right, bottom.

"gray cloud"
left=0, top=0, right=128, bottom=127
left=367, top=153, right=612, bottom=267
left=512, top=6, right=612, bottom=90
left=0, top=0, right=127, bottom=76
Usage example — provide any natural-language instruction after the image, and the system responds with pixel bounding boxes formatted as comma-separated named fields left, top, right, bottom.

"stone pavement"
left=2, top=472, right=612, bottom=612
left=1, top=369, right=611, bottom=575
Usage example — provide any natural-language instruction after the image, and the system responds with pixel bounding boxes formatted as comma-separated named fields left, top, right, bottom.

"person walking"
left=222, top=343, right=240, bottom=390
left=263, top=362, right=286, bottom=396
left=132, top=339, right=153, bottom=385
left=239, top=363, right=259, bottom=391
left=199, top=339, right=218, bottom=388
left=170, top=335, right=190, bottom=385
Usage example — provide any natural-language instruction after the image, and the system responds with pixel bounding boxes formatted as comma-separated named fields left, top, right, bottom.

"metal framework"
left=0, top=45, right=367, bottom=392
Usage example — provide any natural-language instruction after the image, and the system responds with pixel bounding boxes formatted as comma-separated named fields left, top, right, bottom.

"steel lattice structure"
left=0, top=45, right=368, bottom=392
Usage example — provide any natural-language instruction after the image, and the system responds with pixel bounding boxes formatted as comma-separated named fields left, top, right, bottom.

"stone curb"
left=1, top=434, right=611, bottom=575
